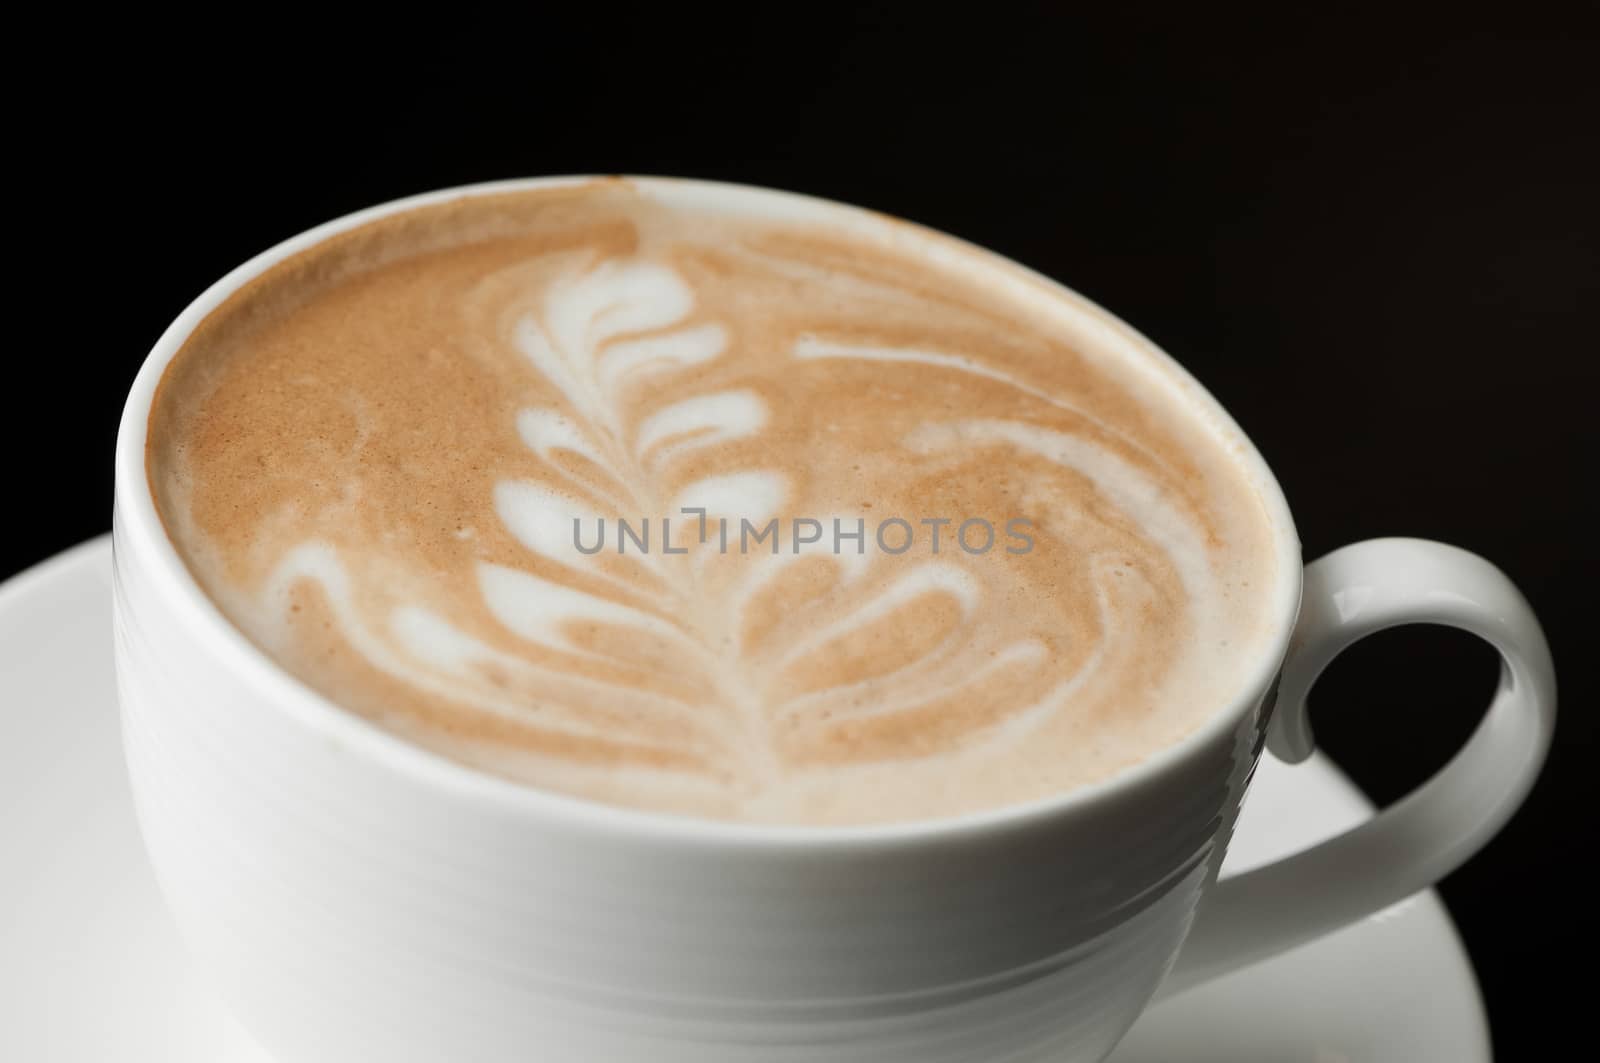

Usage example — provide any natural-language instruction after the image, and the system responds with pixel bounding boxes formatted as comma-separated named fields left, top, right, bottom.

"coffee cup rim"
left=114, top=175, right=1304, bottom=849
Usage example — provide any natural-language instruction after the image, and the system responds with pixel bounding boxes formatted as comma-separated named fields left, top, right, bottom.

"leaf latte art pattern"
left=147, top=182, right=1280, bottom=824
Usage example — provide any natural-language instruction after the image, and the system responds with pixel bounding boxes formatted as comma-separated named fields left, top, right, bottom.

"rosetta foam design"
left=146, top=182, right=1280, bottom=824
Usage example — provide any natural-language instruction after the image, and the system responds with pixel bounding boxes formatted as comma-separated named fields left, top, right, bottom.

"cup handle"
left=1162, top=537, right=1557, bottom=996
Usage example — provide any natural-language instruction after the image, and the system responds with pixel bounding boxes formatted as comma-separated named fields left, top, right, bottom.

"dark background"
left=10, top=9, right=1596, bottom=1056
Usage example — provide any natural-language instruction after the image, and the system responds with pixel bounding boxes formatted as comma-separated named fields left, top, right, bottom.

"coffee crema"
left=147, top=179, right=1279, bottom=825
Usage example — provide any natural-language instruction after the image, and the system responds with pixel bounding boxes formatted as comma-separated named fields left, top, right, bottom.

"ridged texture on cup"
left=116, top=506, right=1269, bottom=1063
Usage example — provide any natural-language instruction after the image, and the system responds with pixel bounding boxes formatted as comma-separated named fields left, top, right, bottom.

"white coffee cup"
left=112, top=177, right=1557, bottom=1063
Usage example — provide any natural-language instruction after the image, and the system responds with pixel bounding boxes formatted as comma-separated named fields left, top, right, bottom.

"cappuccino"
left=147, top=179, right=1279, bottom=825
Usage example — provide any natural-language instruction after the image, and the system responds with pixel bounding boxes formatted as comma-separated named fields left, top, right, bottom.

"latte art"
left=147, top=180, right=1280, bottom=824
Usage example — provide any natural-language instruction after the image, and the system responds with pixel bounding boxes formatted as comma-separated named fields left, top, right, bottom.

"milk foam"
left=146, top=180, right=1280, bottom=825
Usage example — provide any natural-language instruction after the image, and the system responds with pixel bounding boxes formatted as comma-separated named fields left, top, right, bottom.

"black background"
left=10, top=9, right=1597, bottom=1057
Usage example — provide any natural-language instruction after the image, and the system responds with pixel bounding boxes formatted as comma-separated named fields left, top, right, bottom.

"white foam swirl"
left=206, top=232, right=1267, bottom=821
left=272, top=258, right=1214, bottom=774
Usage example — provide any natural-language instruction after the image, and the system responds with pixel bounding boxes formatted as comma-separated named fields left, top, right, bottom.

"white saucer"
left=0, top=537, right=1492, bottom=1062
